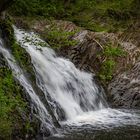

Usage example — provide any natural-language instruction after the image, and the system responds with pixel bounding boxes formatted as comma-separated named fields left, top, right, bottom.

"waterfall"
left=0, top=38, right=57, bottom=134
left=1, top=27, right=140, bottom=139
left=14, top=27, right=107, bottom=121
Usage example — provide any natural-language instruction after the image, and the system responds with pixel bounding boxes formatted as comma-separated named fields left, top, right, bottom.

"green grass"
left=6, top=0, right=139, bottom=35
left=103, top=44, right=126, bottom=57
left=9, top=0, right=139, bottom=33
left=98, top=44, right=126, bottom=83
left=0, top=66, right=37, bottom=139
left=42, top=25, right=79, bottom=49
left=68, top=0, right=137, bottom=32
left=0, top=68, right=27, bottom=138
left=99, top=59, right=116, bottom=81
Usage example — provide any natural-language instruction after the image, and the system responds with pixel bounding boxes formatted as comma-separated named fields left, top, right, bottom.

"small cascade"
left=14, top=27, right=107, bottom=121
left=0, top=38, right=57, bottom=134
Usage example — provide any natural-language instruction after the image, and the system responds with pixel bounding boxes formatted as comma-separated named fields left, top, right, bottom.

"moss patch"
left=42, top=24, right=79, bottom=49
left=0, top=18, right=36, bottom=82
left=9, top=0, right=139, bottom=32
left=0, top=61, right=34, bottom=139
left=98, top=43, right=127, bottom=84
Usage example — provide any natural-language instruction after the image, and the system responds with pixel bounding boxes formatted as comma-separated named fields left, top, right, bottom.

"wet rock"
left=108, top=61, right=140, bottom=108
left=59, top=31, right=104, bottom=74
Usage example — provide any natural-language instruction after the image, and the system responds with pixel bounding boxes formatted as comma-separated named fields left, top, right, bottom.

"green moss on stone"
left=0, top=18, right=38, bottom=139
left=98, top=44, right=127, bottom=84
left=0, top=67, right=26, bottom=138
left=43, top=25, right=79, bottom=49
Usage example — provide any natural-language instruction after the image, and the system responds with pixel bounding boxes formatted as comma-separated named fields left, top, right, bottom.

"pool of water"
left=48, top=108, right=140, bottom=140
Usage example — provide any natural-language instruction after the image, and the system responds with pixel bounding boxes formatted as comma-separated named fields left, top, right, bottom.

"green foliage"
left=12, top=42, right=31, bottom=71
left=0, top=19, right=35, bottom=81
left=69, top=0, right=136, bottom=32
left=0, top=68, right=26, bottom=138
left=103, top=45, right=126, bottom=57
left=0, top=119, right=12, bottom=138
left=43, top=26, right=79, bottom=49
left=99, top=59, right=116, bottom=82
left=0, top=18, right=15, bottom=45
left=9, top=0, right=139, bottom=32
left=131, top=0, right=140, bottom=16
left=9, top=0, right=64, bottom=17
left=99, top=44, right=126, bottom=83
left=9, top=0, right=136, bottom=18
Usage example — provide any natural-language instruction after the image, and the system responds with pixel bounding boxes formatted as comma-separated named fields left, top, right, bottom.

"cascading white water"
left=14, top=27, right=107, bottom=121
left=0, top=38, right=57, bottom=133
left=13, top=27, right=140, bottom=133
left=1, top=26, right=140, bottom=138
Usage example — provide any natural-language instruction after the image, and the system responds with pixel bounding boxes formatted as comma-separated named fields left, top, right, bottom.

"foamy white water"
left=14, top=27, right=107, bottom=121
left=63, top=108, right=140, bottom=128
left=0, top=38, right=56, bottom=133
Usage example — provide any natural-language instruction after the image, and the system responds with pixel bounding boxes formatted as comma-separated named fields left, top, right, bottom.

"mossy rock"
left=0, top=53, right=39, bottom=139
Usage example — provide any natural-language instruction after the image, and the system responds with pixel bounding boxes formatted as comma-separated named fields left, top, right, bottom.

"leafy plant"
left=9, top=0, right=138, bottom=32
left=99, top=59, right=116, bottom=81
left=0, top=68, right=26, bottom=138
left=0, top=19, right=37, bottom=139
left=44, top=26, right=79, bottom=49
left=99, top=44, right=126, bottom=83
left=103, top=44, right=126, bottom=57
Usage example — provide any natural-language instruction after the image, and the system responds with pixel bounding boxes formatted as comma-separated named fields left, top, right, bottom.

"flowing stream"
left=0, top=27, right=140, bottom=139
left=14, top=27, right=108, bottom=120
left=0, top=38, right=57, bottom=134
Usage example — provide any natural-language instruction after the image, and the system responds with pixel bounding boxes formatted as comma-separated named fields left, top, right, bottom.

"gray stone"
left=108, top=62, right=140, bottom=108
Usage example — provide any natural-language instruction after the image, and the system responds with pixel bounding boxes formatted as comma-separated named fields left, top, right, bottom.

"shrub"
left=99, top=44, right=126, bottom=83
left=44, top=25, right=79, bottom=49
left=0, top=68, right=26, bottom=138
